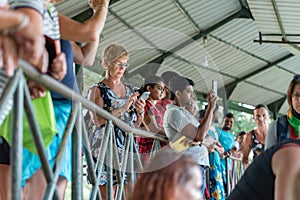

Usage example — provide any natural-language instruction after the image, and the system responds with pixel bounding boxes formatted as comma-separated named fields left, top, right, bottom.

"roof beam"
left=271, top=0, right=300, bottom=51
left=174, top=0, right=201, bottom=33
left=224, top=53, right=293, bottom=99
left=228, top=102, right=253, bottom=114
left=267, top=96, right=286, bottom=119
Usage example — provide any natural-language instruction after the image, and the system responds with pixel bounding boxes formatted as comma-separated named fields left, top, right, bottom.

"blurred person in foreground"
left=0, top=1, right=58, bottom=199
left=0, top=0, right=47, bottom=77
left=227, top=138, right=300, bottom=200
left=129, top=148, right=203, bottom=200
left=19, top=0, right=111, bottom=199
left=0, top=0, right=110, bottom=199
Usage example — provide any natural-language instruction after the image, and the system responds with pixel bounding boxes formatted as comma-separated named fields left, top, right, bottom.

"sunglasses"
left=112, top=62, right=129, bottom=68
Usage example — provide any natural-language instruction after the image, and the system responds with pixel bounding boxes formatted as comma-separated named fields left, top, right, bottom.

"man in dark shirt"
left=227, top=138, right=300, bottom=200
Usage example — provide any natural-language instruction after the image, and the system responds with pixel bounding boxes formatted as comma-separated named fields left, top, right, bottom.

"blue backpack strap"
left=276, top=115, right=289, bottom=142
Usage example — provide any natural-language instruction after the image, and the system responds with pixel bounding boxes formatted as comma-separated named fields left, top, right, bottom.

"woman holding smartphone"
left=136, top=75, right=168, bottom=164
left=87, top=44, right=145, bottom=200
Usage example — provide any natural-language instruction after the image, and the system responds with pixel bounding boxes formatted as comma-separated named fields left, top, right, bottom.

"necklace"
left=287, top=109, right=300, bottom=137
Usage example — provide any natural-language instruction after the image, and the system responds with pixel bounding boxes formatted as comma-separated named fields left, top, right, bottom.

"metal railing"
left=0, top=60, right=246, bottom=200
left=0, top=60, right=167, bottom=200
left=225, top=156, right=245, bottom=196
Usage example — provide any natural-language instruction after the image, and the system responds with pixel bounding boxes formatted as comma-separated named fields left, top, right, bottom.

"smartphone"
left=212, top=80, right=217, bottom=95
left=140, top=91, right=150, bottom=100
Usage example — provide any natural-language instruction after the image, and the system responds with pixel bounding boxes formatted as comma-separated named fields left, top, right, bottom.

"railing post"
left=111, top=127, right=124, bottom=188
left=72, top=102, right=83, bottom=200
left=44, top=101, right=79, bottom=198
left=115, top=133, right=131, bottom=200
left=16, top=61, right=168, bottom=199
left=226, top=157, right=230, bottom=196
left=0, top=69, right=22, bottom=124
left=81, top=120, right=101, bottom=199
left=149, top=139, right=161, bottom=160
left=11, top=76, right=24, bottom=200
left=106, top=121, right=113, bottom=200
left=82, top=123, right=101, bottom=200
left=23, top=85, right=60, bottom=200
left=127, top=133, right=135, bottom=196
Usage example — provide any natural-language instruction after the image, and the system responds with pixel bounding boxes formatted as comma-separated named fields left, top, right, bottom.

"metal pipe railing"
left=0, top=69, right=22, bottom=122
left=2, top=60, right=248, bottom=200
left=81, top=122, right=102, bottom=200
left=19, top=60, right=167, bottom=142
left=23, top=78, right=61, bottom=200
left=116, top=132, right=131, bottom=200
left=11, top=75, right=24, bottom=200
left=72, top=102, right=83, bottom=200
left=1, top=60, right=169, bottom=200
left=225, top=156, right=244, bottom=196
left=20, top=59, right=168, bottom=200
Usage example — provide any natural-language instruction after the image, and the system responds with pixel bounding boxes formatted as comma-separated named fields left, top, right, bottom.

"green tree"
left=229, top=109, right=256, bottom=135
left=82, top=68, right=103, bottom=96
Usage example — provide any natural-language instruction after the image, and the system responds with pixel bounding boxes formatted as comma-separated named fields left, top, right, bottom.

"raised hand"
left=88, top=0, right=110, bottom=11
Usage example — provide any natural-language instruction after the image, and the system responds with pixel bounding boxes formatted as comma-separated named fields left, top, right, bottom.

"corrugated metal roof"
left=247, top=67, right=292, bottom=94
left=279, top=56, right=300, bottom=74
left=179, top=0, right=241, bottom=30
left=247, top=0, right=300, bottom=55
left=211, top=18, right=290, bottom=61
left=54, top=0, right=300, bottom=115
left=230, top=82, right=284, bottom=106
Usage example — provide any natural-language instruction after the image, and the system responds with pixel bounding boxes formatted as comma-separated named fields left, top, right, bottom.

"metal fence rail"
left=0, top=60, right=167, bottom=200
left=0, top=60, right=244, bottom=200
left=225, top=156, right=245, bottom=196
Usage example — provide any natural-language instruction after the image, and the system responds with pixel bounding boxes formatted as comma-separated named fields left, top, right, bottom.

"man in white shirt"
left=164, top=76, right=218, bottom=197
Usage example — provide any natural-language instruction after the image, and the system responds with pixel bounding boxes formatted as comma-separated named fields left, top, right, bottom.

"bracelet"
left=94, top=4, right=108, bottom=11
left=2, top=15, right=29, bottom=36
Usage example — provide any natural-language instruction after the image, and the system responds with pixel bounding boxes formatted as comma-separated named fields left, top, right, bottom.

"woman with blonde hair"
left=88, top=44, right=145, bottom=199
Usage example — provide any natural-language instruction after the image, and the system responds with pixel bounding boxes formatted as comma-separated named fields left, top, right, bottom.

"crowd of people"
left=1, top=1, right=300, bottom=200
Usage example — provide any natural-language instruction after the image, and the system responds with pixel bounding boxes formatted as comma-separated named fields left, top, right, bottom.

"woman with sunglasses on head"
left=87, top=44, right=146, bottom=200
left=265, top=75, right=300, bottom=150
